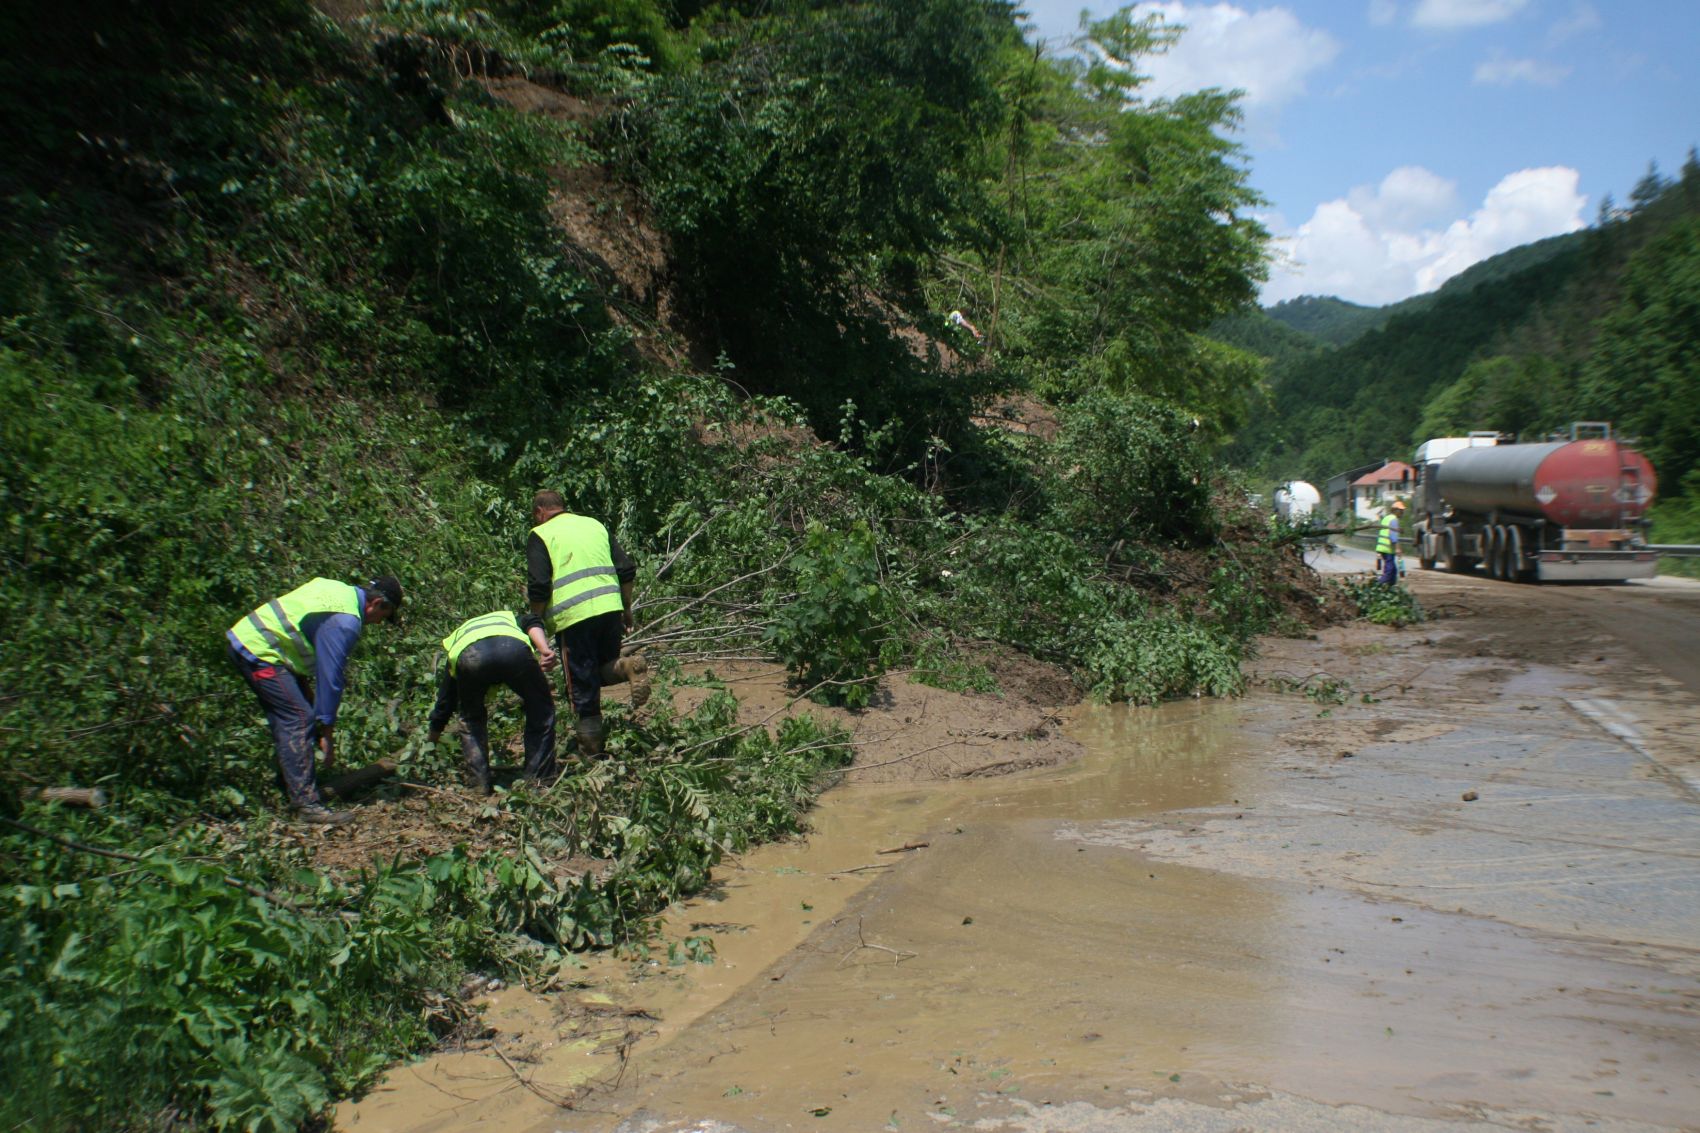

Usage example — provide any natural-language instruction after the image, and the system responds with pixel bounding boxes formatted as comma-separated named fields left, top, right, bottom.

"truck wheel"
left=1443, top=528, right=1469, bottom=573
left=1418, top=525, right=1437, bottom=570
left=1507, top=526, right=1531, bottom=583
left=1485, top=526, right=1502, bottom=580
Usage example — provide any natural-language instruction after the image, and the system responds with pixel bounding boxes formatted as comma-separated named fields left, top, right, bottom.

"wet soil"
left=337, top=565, right=1700, bottom=1133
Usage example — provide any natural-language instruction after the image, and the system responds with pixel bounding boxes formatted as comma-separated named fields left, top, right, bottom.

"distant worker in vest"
left=424, top=611, right=558, bottom=793
left=1376, top=499, right=1406, bottom=585
left=527, top=490, right=647, bottom=757
left=226, top=575, right=403, bottom=825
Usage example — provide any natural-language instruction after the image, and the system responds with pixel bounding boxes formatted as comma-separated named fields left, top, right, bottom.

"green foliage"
left=1083, top=613, right=1244, bottom=703
left=1416, top=354, right=1571, bottom=443
left=617, top=0, right=1016, bottom=445
left=1578, top=216, right=1700, bottom=491
left=1338, top=577, right=1425, bottom=627
left=963, top=8, right=1267, bottom=428
left=1262, top=295, right=1390, bottom=347
left=471, top=692, right=855, bottom=949
left=0, top=686, right=854, bottom=1131
left=1046, top=391, right=1215, bottom=546
left=0, top=823, right=466, bottom=1132
left=766, top=521, right=898, bottom=708
left=1649, top=470, right=1700, bottom=579
left=1208, top=307, right=1325, bottom=368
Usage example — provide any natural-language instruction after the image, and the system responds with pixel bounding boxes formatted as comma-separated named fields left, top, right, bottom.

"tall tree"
left=966, top=7, right=1269, bottom=426
left=1579, top=216, right=1700, bottom=490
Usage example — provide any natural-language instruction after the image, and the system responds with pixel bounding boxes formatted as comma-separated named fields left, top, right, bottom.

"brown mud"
left=338, top=565, right=1700, bottom=1133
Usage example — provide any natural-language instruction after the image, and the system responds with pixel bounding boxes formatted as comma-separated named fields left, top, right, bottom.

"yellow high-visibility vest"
left=531, top=513, right=623, bottom=634
left=229, top=578, right=361, bottom=675
left=1376, top=513, right=1398, bottom=554
left=441, top=611, right=533, bottom=676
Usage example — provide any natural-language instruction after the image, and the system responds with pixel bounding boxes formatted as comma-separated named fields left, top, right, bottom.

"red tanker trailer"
left=1412, top=423, right=1659, bottom=582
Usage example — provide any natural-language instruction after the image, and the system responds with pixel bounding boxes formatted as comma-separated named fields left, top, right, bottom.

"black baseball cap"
left=367, top=575, right=404, bottom=620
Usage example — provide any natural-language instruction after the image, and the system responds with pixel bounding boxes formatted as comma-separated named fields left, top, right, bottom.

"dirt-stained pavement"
left=337, top=560, right=1700, bottom=1133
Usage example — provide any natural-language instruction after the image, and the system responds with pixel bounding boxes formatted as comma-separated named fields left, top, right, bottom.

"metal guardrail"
left=1647, top=545, right=1700, bottom=558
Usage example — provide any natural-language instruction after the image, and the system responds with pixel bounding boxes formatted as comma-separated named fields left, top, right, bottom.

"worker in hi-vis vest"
left=226, top=575, right=402, bottom=825
left=424, top=610, right=558, bottom=792
left=526, top=490, right=647, bottom=757
left=1376, top=499, right=1406, bottom=585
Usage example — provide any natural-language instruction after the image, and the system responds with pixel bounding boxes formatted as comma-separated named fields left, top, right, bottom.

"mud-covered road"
left=340, top=565, right=1700, bottom=1133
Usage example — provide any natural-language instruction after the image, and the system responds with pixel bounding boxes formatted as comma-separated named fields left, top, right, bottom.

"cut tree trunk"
left=33, top=787, right=108, bottom=809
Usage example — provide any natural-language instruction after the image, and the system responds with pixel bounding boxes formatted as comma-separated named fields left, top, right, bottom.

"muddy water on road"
left=344, top=698, right=1700, bottom=1133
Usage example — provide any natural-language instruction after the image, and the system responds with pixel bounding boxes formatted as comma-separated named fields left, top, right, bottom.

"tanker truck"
left=1411, top=423, right=1659, bottom=582
left=1273, top=480, right=1322, bottom=524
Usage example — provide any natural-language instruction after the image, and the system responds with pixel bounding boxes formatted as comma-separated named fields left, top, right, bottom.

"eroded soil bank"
left=339, top=567, right=1700, bottom=1133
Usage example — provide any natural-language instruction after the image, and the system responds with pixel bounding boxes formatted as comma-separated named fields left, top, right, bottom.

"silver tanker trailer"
left=1412, top=423, right=1659, bottom=582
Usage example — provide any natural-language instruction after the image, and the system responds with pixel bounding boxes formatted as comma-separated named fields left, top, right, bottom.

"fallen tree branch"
left=487, top=1043, right=584, bottom=1109
left=836, top=915, right=916, bottom=968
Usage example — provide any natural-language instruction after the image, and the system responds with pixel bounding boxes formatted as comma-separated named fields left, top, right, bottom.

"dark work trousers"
left=1378, top=550, right=1399, bottom=585
left=556, top=609, right=624, bottom=720
left=227, top=640, right=320, bottom=808
left=428, top=636, right=557, bottom=783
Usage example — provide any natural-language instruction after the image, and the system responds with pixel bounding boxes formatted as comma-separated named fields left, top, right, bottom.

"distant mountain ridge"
left=1262, top=295, right=1385, bottom=346
left=1225, top=161, right=1700, bottom=497
left=1260, top=230, right=1586, bottom=351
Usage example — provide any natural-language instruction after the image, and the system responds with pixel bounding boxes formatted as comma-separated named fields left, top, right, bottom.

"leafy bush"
left=0, top=822, right=465, bottom=1132
left=1045, top=389, right=1216, bottom=547
left=1339, top=577, right=1425, bottom=627
left=1083, top=612, right=1245, bottom=703
left=765, top=521, right=898, bottom=708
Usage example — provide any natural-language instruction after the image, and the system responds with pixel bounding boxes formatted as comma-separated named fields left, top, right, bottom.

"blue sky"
left=1016, top=1, right=1700, bottom=307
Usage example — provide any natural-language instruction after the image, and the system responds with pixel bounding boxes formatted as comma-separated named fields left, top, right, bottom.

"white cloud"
left=1411, top=0, right=1528, bottom=29
left=1263, top=166, right=1587, bottom=305
left=1473, top=55, right=1569, bottom=86
left=1367, top=0, right=1399, bottom=27
left=1347, top=166, right=1461, bottom=230
left=1130, top=3, right=1340, bottom=109
left=1547, top=2, right=1601, bottom=43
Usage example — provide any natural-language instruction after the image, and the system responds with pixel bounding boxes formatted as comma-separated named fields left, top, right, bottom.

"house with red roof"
left=1351, top=460, right=1412, bottom=520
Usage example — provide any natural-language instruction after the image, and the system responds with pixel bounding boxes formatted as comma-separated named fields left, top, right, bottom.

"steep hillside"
left=0, top=4, right=1337, bottom=1129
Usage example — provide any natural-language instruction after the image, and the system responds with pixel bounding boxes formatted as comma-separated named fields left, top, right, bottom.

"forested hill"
left=1230, top=158, right=1700, bottom=534
left=0, top=3, right=1337, bottom=1128
left=1263, top=295, right=1389, bottom=346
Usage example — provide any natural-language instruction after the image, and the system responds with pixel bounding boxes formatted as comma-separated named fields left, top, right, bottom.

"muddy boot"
left=574, top=714, right=606, bottom=758
left=295, top=803, right=355, bottom=827
left=521, top=745, right=558, bottom=788
left=461, top=730, right=494, bottom=796
left=598, top=654, right=651, bottom=709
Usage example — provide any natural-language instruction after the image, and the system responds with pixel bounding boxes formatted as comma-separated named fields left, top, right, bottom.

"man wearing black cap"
left=226, top=575, right=402, bottom=825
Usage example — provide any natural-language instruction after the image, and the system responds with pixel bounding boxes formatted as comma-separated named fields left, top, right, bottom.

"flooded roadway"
left=341, top=580, right=1700, bottom=1133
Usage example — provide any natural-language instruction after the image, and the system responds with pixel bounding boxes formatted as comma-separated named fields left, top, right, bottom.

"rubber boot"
left=521, top=741, right=558, bottom=788
left=461, top=728, right=494, bottom=795
left=465, top=764, right=493, bottom=796
left=574, top=714, right=606, bottom=758
left=598, top=654, right=651, bottom=709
